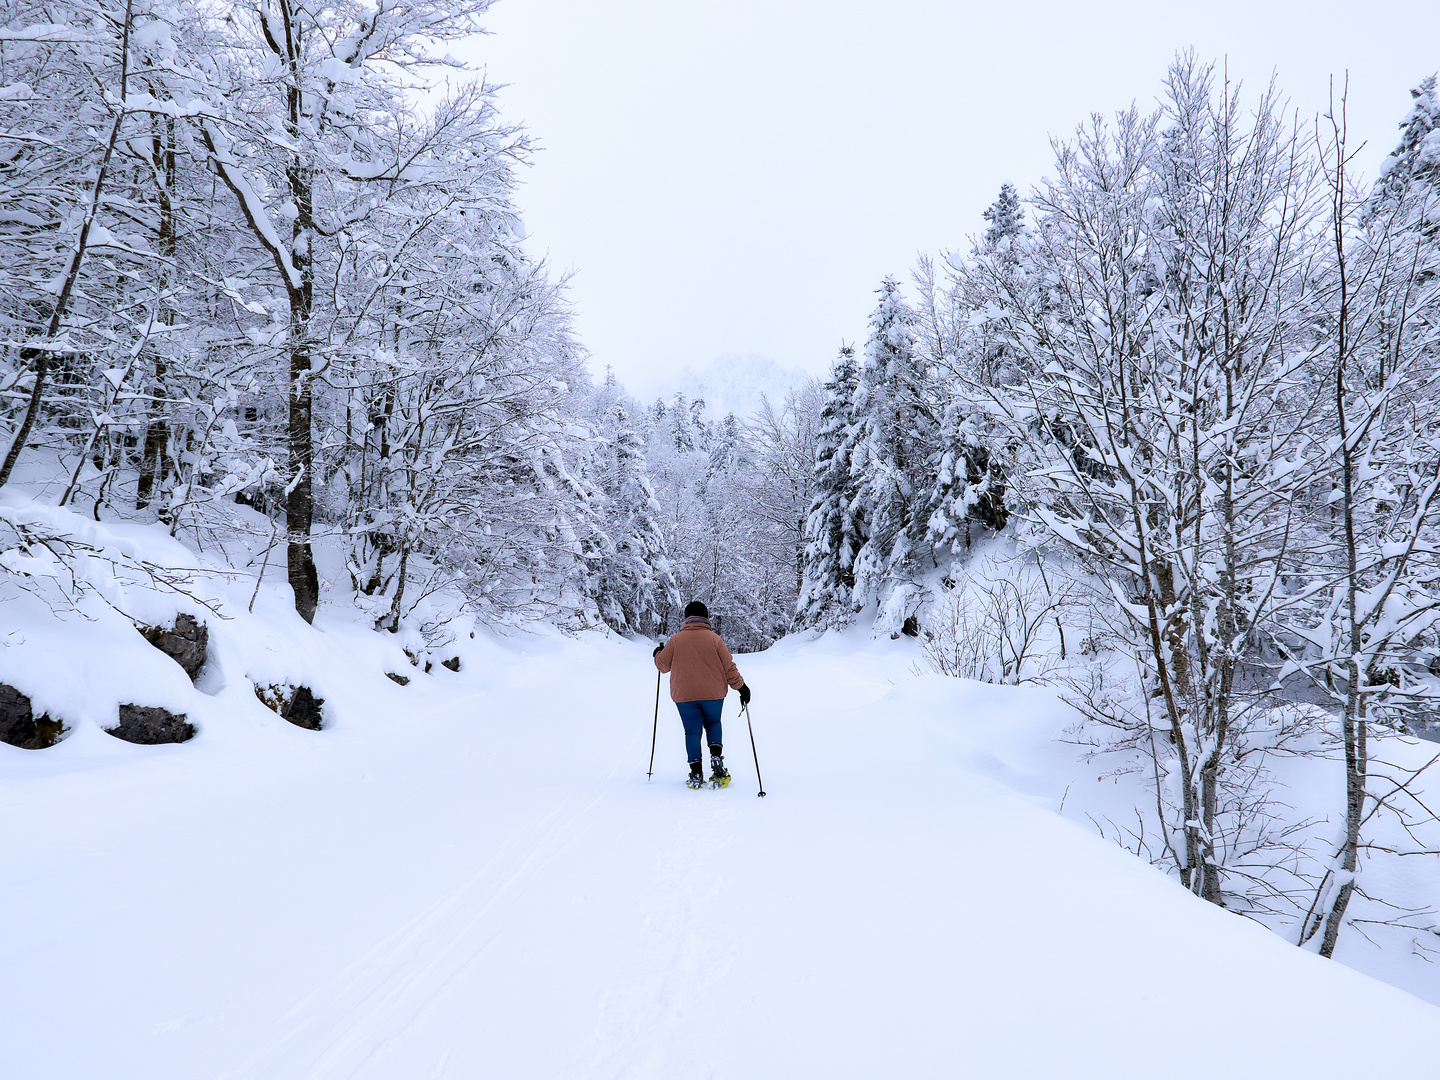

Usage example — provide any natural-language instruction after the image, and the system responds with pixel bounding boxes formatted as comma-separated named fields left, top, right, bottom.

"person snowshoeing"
left=653, top=600, right=752, bottom=789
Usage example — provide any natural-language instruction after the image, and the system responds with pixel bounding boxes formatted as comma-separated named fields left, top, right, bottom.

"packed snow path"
left=4, top=631, right=1437, bottom=1078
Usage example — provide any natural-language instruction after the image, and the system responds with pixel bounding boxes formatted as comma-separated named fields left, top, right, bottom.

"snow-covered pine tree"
left=1366, top=73, right=1439, bottom=264
left=848, top=278, right=938, bottom=624
left=1360, top=73, right=1440, bottom=387
left=973, top=182, right=1031, bottom=387
left=983, top=182, right=1024, bottom=249
left=917, top=183, right=1029, bottom=557
left=689, top=397, right=710, bottom=453
left=669, top=392, right=697, bottom=454
left=591, top=402, right=678, bottom=636
left=923, top=395, right=1008, bottom=556
left=706, top=413, right=742, bottom=480
left=798, top=346, right=864, bottom=627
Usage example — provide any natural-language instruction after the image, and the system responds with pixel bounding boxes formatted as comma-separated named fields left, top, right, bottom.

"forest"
left=795, top=60, right=1440, bottom=956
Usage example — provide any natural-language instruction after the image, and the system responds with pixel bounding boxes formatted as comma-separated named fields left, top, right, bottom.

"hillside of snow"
left=2, top=504, right=1438, bottom=1078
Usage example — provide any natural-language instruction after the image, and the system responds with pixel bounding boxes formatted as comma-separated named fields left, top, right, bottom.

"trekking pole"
left=743, top=703, right=767, bottom=797
left=647, top=668, right=661, bottom=781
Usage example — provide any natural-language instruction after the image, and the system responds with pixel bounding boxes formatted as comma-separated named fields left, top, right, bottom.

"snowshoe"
left=686, top=764, right=706, bottom=790
left=709, top=756, right=731, bottom=790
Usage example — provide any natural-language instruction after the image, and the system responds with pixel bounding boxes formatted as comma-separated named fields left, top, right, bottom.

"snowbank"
left=2, top=529, right=1436, bottom=1077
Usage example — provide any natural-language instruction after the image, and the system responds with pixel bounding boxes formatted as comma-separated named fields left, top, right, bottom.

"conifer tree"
left=920, top=184, right=1026, bottom=553
left=1368, top=75, right=1439, bottom=236
left=798, top=346, right=864, bottom=626
left=982, top=182, right=1025, bottom=251
left=707, top=413, right=742, bottom=480
left=592, top=404, right=678, bottom=635
left=924, top=399, right=1008, bottom=555
left=849, top=278, right=937, bottom=616
left=973, top=183, right=1032, bottom=386
left=1365, top=74, right=1440, bottom=303
left=669, top=392, right=696, bottom=453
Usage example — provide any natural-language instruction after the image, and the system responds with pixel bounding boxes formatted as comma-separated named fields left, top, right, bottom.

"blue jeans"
left=676, top=699, right=724, bottom=763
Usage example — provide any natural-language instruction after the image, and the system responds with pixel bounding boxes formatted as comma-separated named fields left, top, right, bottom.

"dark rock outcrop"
left=441, top=656, right=461, bottom=672
left=139, top=614, right=208, bottom=682
left=254, top=683, right=325, bottom=730
left=385, top=672, right=410, bottom=686
left=0, top=683, right=65, bottom=749
left=107, top=704, right=195, bottom=744
left=285, top=686, right=324, bottom=729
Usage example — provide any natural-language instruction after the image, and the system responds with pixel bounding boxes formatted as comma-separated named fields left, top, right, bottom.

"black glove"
left=739, top=684, right=751, bottom=707
left=653, top=644, right=664, bottom=657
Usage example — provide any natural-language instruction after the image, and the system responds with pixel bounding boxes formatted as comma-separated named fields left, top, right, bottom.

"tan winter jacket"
left=654, top=618, right=745, bottom=703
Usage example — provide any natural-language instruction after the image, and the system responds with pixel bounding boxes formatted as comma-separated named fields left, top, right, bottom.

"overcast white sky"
left=453, top=0, right=1439, bottom=398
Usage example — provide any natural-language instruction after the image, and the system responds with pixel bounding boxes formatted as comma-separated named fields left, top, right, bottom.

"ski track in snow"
left=222, top=780, right=616, bottom=1079
left=4, top=631, right=1440, bottom=1079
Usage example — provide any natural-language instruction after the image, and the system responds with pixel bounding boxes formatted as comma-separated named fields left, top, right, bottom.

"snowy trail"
left=4, top=631, right=1439, bottom=1078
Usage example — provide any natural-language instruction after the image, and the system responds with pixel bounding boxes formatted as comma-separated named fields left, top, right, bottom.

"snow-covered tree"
left=799, top=346, right=864, bottom=627
left=1, top=0, right=157, bottom=490
left=1366, top=73, right=1439, bottom=264
left=589, top=401, right=677, bottom=635
left=747, top=383, right=824, bottom=611
left=916, top=183, right=1031, bottom=558
left=984, top=59, right=1326, bottom=907
left=923, top=395, right=1008, bottom=555
left=1286, top=83, right=1440, bottom=957
left=972, top=183, right=1034, bottom=387
left=0, top=0, right=624, bottom=646
left=667, top=391, right=705, bottom=454
left=848, top=278, right=939, bottom=623
left=982, top=182, right=1024, bottom=248
left=197, top=0, right=502, bottom=622
left=334, top=198, right=597, bottom=630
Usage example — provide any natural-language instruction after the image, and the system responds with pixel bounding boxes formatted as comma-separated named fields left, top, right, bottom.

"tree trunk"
left=286, top=334, right=319, bottom=622
left=384, top=544, right=409, bottom=632
left=137, top=116, right=176, bottom=513
left=1320, top=701, right=1364, bottom=957
left=283, top=30, right=319, bottom=624
left=0, top=350, right=49, bottom=489
left=795, top=513, right=805, bottom=597
left=136, top=398, right=171, bottom=512
left=1320, top=152, right=1363, bottom=956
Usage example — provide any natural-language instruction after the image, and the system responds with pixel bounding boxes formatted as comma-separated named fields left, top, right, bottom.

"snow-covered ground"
left=4, top=572, right=1439, bottom=1077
